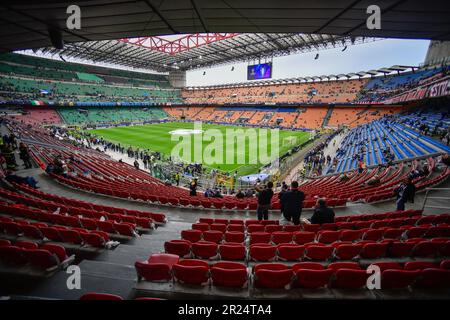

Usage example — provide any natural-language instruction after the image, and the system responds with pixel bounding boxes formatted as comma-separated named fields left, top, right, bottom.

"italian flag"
left=30, top=100, right=46, bottom=106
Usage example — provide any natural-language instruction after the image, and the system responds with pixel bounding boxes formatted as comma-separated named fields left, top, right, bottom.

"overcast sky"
left=186, top=39, right=431, bottom=86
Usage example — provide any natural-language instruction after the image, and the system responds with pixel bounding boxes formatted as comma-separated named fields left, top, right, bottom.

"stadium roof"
left=34, top=33, right=374, bottom=72
left=1, top=0, right=450, bottom=71
left=184, top=65, right=420, bottom=89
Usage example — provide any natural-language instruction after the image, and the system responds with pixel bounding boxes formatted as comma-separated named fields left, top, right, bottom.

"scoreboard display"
left=247, top=62, right=272, bottom=80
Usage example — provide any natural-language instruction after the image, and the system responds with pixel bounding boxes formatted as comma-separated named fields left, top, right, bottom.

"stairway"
left=321, top=105, right=334, bottom=127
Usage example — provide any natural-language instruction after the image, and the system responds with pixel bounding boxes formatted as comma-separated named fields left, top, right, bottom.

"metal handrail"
left=421, top=187, right=450, bottom=211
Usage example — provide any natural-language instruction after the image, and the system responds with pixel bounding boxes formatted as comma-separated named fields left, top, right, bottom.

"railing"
left=421, top=187, right=450, bottom=211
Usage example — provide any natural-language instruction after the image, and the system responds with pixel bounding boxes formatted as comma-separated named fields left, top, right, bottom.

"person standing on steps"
left=394, top=177, right=416, bottom=211
left=19, top=142, right=32, bottom=169
left=255, top=181, right=274, bottom=221
left=280, top=181, right=305, bottom=225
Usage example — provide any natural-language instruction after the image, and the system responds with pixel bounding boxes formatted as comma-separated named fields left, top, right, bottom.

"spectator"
left=174, top=172, right=180, bottom=186
left=235, top=189, right=245, bottom=199
left=280, top=181, right=305, bottom=225
left=189, top=178, right=198, bottom=196
left=394, top=177, right=416, bottom=211
left=339, top=173, right=350, bottom=182
left=255, top=181, right=274, bottom=221
left=133, top=159, right=139, bottom=170
left=310, top=199, right=335, bottom=224
left=5, top=171, right=39, bottom=189
left=366, top=174, right=381, bottom=186
left=278, top=182, right=289, bottom=221
left=18, top=142, right=32, bottom=169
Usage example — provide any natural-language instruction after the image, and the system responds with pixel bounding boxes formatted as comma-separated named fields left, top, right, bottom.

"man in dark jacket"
left=280, top=181, right=305, bottom=225
left=310, top=199, right=335, bottom=224
left=278, top=183, right=289, bottom=221
left=394, top=177, right=416, bottom=211
left=255, top=181, right=274, bottom=221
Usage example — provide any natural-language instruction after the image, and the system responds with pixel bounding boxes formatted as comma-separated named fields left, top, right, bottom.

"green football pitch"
left=88, top=122, right=310, bottom=176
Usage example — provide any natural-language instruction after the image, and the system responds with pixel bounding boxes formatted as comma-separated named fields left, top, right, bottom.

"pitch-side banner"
left=384, top=77, right=450, bottom=104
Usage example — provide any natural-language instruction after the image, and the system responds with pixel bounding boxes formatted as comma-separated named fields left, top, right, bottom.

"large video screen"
left=247, top=62, right=272, bottom=80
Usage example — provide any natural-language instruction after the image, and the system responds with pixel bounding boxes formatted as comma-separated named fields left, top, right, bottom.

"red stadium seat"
left=440, top=260, right=450, bottom=269
left=293, top=231, right=316, bottom=245
left=97, top=221, right=116, bottom=234
left=250, top=232, right=271, bottom=245
left=340, top=230, right=363, bottom=242
left=362, top=229, right=384, bottom=241
left=359, top=242, right=389, bottom=259
left=224, top=231, right=245, bottom=243
left=328, top=262, right=361, bottom=271
left=389, top=241, right=416, bottom=257
left=283, top=225, right=302, bottom=232
left=404, top=261, right=437, bottom=270
left=265, top=225, right=283, bottom=233
left=211, top=262, right=248, bottom=288
left=135, top=253, right=179, bottom=281
left=277, top=244, right=305, bottom=261
left=305, top=245, right=334, bottom=261
left=332, top=269, right=368, bottom=289
left=292, top=262, right=325, bottom=271
left=210, top=223, right=227, bottom=233
left=192, top=241, right=218, bottom=259
left=370, top=261, right=403, bottom=272
left=303, top=224, right=320, bottom=232
left=227, top=224, right=245, bottom=232
left=249, top=244, right=277, bottom=262
left=253, top=263, right=293, bottom=289
left=80, top=232, right=106, bottom=248
left=60, top=229, right=83, bottom=244
left=405, top=226, right=428, bottom=239
left=247, top=224, right=265, bottom=233
left=80, top=218, right=98, bottom=230
left=164, top=240, right=191, bottom=257
left=383, top=228, right=404, bottom=239
left=21, top=225, right=44, bottom=239
left=173, top=259, right=210, bottom=285
left=317, top=230, right=341, bottom=244
left=0, top=239, right=11, bottom=247
left=202, top=230, right=223, bottom=243
left=334, top=243, right=363, bottom=260
left=114, top=223, right=135, bottom=236
left=414, top=269, right=450, bottom=288
left=40, top=244, right=67, bottom=262
left=271, top=231, right=293, bottom=245
left=412, top=241, right=441, bottom=257
left=181, top=229, right=202, bottom=242
left=80, top=293, right=123, bottom=300
left=26, top=249, right=59, bottom=270
left=192, top=223, right=209, bottom=231
left=15, top=241, right=38, bottom=250
left=40, top=227, right=62, bottom=242
left=3, top=222, right=22, bottom=236
left=381, top=270, right=420, bottom=289
left=218, top=243, right=246, bottom=261
left=321, top=223, right=337, bottom=231
left=295, top=269, right=334, bottom=288
left=0, top=246, right=27, bottom=265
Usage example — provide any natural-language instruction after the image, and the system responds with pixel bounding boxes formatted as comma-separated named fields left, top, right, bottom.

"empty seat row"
left=165, top=239, right=450, bottom=261
left=135, top=254, right=450, bottom=289
left=0, top=216, right=137, bottom=238
left=0, top=220, right=110, bottom=248
left=0, top=241, right=70, bottom=271
left=9, top=183, right=167, bottom=223
left=196, top=214, right=448, bottom=234
left=181, top=226, right=450, bottom=245
left=334, top=209, right=424, bottom=223
left=0, top=201, right=152, bottom=231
